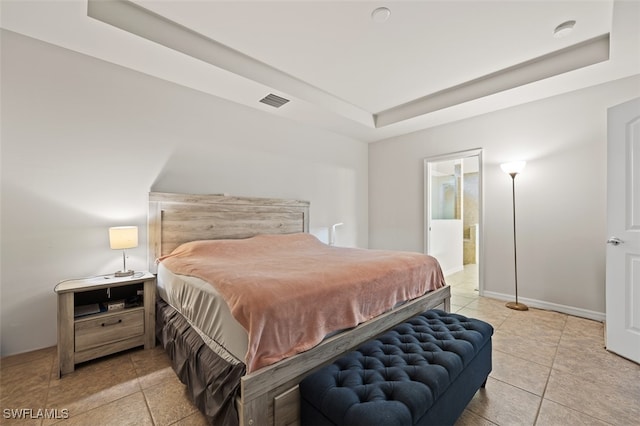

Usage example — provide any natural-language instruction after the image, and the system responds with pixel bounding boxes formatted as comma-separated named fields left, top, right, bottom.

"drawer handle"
left=101, top=319, right=123, bottom=327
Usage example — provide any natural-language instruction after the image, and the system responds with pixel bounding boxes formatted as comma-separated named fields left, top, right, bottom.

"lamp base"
left=114, top=270, right=135, bottom=277
left=506, top=301, right=528, bottom=311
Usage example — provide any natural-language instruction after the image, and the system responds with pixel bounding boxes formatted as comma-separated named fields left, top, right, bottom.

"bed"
left=148, top=192, right=451, bottom=426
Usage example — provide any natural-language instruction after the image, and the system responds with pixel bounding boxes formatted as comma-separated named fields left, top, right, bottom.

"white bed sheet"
left=157, top=263, right=248, bottom=363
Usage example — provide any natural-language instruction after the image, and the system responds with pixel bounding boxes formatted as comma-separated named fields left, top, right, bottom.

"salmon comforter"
left=159, top=233, right=446, bottom=372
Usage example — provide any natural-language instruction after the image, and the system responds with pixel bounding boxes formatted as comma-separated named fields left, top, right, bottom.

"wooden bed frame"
left=148, top=192, right=451, bottom=426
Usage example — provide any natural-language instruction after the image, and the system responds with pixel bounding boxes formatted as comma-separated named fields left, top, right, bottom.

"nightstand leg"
left=58, top=292, right=75, bottom=376
left=143, top=279, right=156, bottom=349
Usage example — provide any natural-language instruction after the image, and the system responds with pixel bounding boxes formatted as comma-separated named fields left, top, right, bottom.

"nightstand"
left=55, top=272, right=156, bottom=377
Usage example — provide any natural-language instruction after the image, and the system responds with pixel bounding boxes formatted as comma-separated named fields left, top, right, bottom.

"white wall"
left=369, top=75, right=640, bottom=318
left=0, top=31, right=368, bottom=356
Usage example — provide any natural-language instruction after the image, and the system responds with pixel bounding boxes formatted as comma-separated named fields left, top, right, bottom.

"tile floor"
left=1, top=265, right=638, bottom=425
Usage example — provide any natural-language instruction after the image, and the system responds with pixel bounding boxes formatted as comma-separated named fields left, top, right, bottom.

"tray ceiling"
left=2, top=0, right=639, bottom=142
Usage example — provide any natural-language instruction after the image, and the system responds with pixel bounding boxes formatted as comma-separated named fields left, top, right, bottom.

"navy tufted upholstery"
left=300, top=310, right=493, bottom=426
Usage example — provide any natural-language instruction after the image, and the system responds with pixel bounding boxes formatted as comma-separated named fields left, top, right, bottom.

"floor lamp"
left=501, top=161, right=528, bottom=311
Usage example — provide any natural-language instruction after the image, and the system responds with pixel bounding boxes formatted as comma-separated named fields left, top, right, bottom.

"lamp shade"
left=109, top=226, right=138, bottom=250
left=500, top=161, right=526, bottom=175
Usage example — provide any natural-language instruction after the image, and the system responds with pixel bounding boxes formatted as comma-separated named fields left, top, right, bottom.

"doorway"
left=424, top=149, right=483, bottom=293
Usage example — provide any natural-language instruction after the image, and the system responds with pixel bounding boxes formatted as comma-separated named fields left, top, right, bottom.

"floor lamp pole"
left=506, top=172, right=528, bottom=311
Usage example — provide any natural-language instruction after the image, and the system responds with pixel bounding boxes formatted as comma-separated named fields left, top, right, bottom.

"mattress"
left=157, top=262, right=247, bottom=364
left=159, top=233, right=446, bottom=372
left=157, top=262, right=352, bottom=364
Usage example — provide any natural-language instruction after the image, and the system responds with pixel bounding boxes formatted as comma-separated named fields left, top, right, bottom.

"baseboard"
left=481, top=291, right=605, bottom=322
left=443, top=265, right=464, bottom=276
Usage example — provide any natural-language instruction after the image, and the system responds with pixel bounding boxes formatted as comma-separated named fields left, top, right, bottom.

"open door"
left=426, top=158, right=464, bottom=276
left=606, top=97, right=640, bottom=364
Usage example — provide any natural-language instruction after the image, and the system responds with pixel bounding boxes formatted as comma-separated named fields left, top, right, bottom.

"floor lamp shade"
left=500, top=161, right=526, bottom=176
left=500, top=161, right=528, bottom=311
left=109, top=226, right=138, bottom=277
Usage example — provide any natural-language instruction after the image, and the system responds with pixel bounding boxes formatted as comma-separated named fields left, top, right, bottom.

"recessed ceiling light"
left=553, top=20, right=576, bottom=38
left=372, top=7, right=391, bottom=23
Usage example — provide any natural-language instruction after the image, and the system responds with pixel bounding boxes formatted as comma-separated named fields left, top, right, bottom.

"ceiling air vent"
left=259, top=93, right=290, bottom=108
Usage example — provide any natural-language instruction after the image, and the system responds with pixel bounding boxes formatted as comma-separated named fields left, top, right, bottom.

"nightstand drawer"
left=75, top=308, right=144, bottom=352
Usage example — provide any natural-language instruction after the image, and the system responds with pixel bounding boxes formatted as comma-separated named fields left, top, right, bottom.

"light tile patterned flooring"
left=449, top=265, right=639, bottom=426
left=1, top=265, right=638, bottom=425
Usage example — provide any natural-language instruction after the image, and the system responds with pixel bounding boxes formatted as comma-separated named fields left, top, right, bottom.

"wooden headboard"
left=148, top=192, right=310, bottom=273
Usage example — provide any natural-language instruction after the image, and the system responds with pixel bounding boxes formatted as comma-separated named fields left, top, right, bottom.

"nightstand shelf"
left=55, top=272, right=156, bottom=377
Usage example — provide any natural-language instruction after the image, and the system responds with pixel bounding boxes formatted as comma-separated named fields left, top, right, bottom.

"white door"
left=606, top=97, right=640, bottom=363
left=426, top=158, right=464, bottom=276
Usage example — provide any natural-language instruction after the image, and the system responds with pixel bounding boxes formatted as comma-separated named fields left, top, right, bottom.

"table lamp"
left=109, top=226, right=138, bottom=277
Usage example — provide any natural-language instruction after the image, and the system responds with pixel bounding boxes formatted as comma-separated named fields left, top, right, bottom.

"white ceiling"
left=2, top=0, right=639, bottom=142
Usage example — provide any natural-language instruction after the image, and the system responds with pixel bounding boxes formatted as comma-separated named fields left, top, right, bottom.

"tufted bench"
left=299, top=310, right=493, bottom=426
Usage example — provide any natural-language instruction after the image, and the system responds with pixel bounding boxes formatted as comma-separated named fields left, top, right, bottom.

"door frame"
left=424, top=148, right=484, bottom=294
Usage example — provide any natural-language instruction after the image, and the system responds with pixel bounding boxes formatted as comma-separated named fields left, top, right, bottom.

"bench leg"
left=481, top=378, right=488, bottom=388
